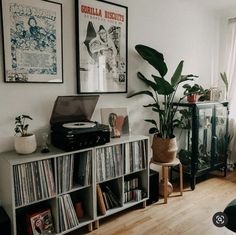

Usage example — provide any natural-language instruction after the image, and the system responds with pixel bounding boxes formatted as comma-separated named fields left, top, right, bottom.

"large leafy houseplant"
left=128, top=44, right=197, bottom=138
left=128, top=45, right=197, bottom=162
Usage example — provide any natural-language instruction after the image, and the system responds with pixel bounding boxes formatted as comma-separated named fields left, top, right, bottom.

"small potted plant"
left=14, top=115, right=37, bottom=154
left=183, top=83, right=205, bottom=102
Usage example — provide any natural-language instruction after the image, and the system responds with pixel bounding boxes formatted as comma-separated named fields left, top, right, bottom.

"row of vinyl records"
left=13, top=152, right=92, bottom=207
left=124, top=140, right=147, bottom=174
left=24, top=194, right=85, bottom=235
left=58, top=194, right=80, bottom=232
left=96, top=140, right=147, bottom=182
left=96, top=145, right=124, bottom=182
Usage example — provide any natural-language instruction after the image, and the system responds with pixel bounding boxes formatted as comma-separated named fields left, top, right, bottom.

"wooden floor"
left=71, top=170, right=236, bottom=235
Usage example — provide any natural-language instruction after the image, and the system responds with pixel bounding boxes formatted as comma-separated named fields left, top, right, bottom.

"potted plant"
left=14, top=115, right=37, bottom=154
left=182, top=83, right=205, bottom=102
left=127, top=44, right=197, bottom=163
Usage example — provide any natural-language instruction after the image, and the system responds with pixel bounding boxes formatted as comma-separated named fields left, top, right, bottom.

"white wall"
left=0, top=0, right=220, bottom=153
left=218, top=9, right=236, bottom=74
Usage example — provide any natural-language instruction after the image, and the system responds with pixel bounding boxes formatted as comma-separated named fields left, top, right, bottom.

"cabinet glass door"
left=215, top=104, right=228, bottom=165
left=198, top=108, right=213, bottom=171
left=175, top=107, right=192, bottom=173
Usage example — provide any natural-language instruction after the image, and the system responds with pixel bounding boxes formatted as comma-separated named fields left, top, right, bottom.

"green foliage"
left=220, top=72, right=228, bottom=92
left=183, top=84, right=205, bottom=96
left=176, top=109, right=192, bottom=129
left=220, top=72, right=228, bottom=99
left=127, top=44, right=198, bottom=138
left=178, top=149, right=191, bottom=165
left=14, top=115, right=33, bottom=136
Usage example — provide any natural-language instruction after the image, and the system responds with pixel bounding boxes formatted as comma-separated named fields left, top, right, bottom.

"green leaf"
left=152, top=108, right=159, bottom=113
left=172, top=119, right=182, bottom=127
left=137, top=72, right=157, bottom=91
left=143, top=103, right=160, bottom=110
left=15, top=116, right=21, bottom=121
left=220, top=72, right=228, bottom=92
left=23, top=124, right=29, bottom=131
left=152, top=75, right=174, bottom=95
left=182, top=84, right=191, bottom=89
left=127, top=90, right=154, bottom=98
left=179, top=74, right=198, bottom=84
left=171, top=60, right=184, bottom=86
left=135, top=44, right=168, bottom=77
left=149, top=127, right=159, bottom=134
left=22, top=115, right=33, bottom=120
left=14, top=127, right=20, bottom=133
left=144, top=119, right=157, bottom=126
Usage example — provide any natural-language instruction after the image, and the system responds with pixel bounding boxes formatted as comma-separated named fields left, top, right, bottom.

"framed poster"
left=0, top=0, right=63, bottom=83
left=76, top=0, right=128, bottom=93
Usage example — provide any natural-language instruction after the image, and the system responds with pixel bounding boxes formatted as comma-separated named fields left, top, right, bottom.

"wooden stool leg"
left=179, top=163, right=183, bottom=196
left=163, top=166, right=168, bottom=204
left=162, top=166, right=165, bottom=179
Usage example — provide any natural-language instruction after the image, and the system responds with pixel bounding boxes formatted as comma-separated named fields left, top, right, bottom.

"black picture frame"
left=0, top=0, right=63, bottom=83
left=75, top=0, right=128, bottom=94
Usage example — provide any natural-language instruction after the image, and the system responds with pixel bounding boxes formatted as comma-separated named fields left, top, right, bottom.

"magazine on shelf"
left=27, top=208, right=54, bottom=235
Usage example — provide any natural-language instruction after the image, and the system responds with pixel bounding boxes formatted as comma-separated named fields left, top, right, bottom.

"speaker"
left=0, top=206, right=11, bottom=235
left=147, top=169, right=159, bottom=205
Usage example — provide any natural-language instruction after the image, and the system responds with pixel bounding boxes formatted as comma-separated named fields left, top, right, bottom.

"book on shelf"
left=102, top=191, right=110, bottom=210
left=124, top=177, right=143, bottom=203
left=99, top=184, right=121, bottom=210
left=26, top=208, right=54, bottom=235
left=74, top=201, right=84, bottom=220
left=96, top=184, right=106, bottom=215
left=105, top=185, right=121, bottom=208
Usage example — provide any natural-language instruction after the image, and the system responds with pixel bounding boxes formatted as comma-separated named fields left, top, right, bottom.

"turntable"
left=50, top=95, right=110, bottom=151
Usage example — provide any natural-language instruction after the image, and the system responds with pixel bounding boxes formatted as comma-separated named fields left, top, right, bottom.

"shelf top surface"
left=0, top=134, right=149, bottom=164
left=172, top=101, right=228, bottom=107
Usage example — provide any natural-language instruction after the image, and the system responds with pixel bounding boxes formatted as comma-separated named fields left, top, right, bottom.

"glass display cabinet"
left=173, top=101, right=229, bottom=190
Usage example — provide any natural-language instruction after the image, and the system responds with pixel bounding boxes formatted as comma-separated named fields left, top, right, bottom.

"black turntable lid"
left=50, top=95, right=99, bottom=125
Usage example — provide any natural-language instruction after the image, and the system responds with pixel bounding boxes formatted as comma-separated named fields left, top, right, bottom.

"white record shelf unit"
left=0, top=135, right=150, bottom=235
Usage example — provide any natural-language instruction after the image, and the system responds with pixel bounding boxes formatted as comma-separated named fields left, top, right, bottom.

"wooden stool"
left=150, top=158, right=183, bottom=204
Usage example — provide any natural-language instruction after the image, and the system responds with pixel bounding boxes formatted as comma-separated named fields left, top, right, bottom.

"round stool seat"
left=151, top=158, right=180, bottom=167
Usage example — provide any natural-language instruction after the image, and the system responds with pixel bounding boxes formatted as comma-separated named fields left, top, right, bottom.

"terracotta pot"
left=187, top=94, right=197, bottom=103
left=152, top=135, right=178, bottom=163
left=14, top=134, right=37, bottom=154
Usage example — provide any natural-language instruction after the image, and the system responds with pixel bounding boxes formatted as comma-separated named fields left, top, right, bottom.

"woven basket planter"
left=152, top=135, right=178, bottom=163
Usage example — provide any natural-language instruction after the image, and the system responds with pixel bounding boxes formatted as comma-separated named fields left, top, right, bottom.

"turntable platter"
left=62, top=122, right=96, bottom=129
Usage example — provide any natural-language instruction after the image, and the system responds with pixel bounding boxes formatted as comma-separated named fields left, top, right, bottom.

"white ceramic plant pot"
left=14, top=134, right=37, bottom=155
